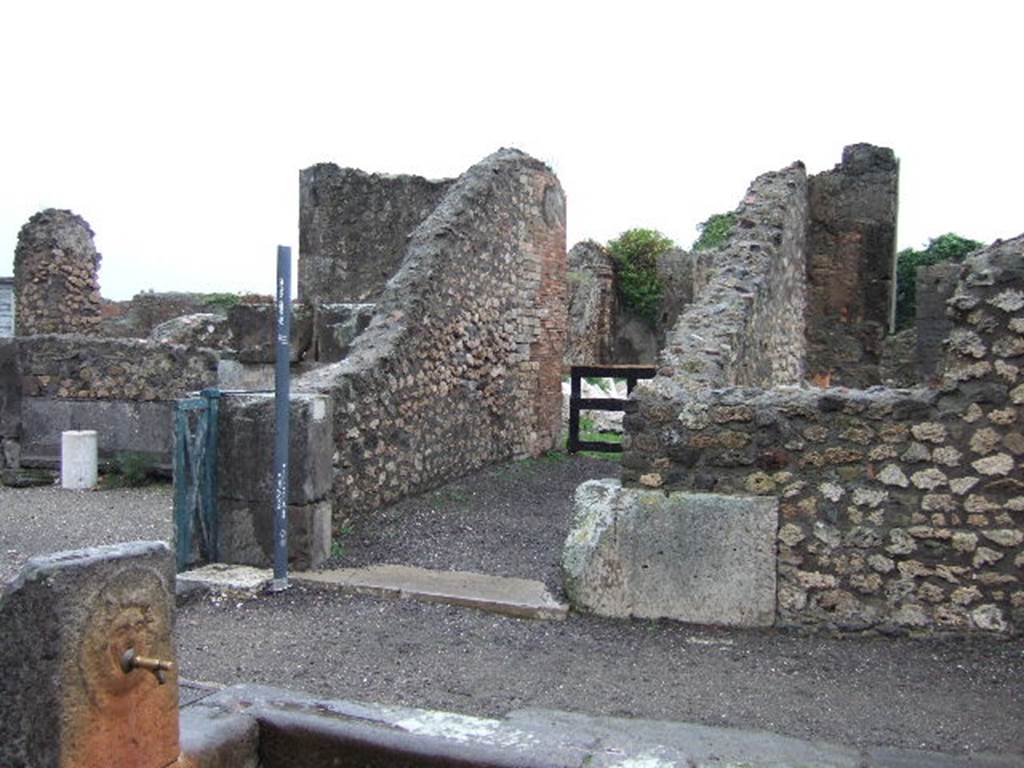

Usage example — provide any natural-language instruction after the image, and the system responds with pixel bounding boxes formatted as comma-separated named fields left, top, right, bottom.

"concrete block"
left=563, top=479, right=778, bottom=627
left=61, top=429, right=98, bottom=489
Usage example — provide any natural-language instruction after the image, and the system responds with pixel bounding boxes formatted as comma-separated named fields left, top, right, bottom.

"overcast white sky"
left=2, top=1, right=1021, bottom=300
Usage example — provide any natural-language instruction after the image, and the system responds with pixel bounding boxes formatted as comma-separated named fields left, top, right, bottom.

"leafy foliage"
left=100, top=452, right=158, bottom=488
left=895, top=233, right=983, bottom=330
left=692, top=212, right=737, bottom=252
left=607, top=228, right=674, bottom=324
left=202, top=292, right=242, bottom=312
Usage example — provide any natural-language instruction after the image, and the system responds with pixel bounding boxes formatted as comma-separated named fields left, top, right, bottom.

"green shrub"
left=692, top=212, right=736, bottom=252
left=101, top=452, right=158, bottom=488
left=202, top=292, right=241, bottom=312
left=607, top=228, right=674, bottom=324
left=895, top=233, right=983, bottom=330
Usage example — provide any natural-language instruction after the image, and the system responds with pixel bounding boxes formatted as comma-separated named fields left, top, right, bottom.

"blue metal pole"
left=272, top=245, right=291, bottom=591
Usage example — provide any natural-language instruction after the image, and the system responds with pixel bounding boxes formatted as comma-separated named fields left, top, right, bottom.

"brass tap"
left=120, top=648, right=175, bottom=685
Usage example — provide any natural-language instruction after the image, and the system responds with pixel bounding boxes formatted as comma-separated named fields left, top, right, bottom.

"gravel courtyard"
left=2, top=458, right=1022, bottom=759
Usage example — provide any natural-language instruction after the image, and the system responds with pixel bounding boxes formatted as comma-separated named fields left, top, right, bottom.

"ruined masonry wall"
left=294, top=149, right=566, bottom=516
left=624, top=234, right=1024, bottom=633
left=16, top=335, right=219, bottom=400
left=658, top=163, right=807, bottom=388
left=299, top=166, right=454, bottom=303
left=805, top=145, right=899, bottom=388
left=14, top=209, right=102, bottom=336
left=565, top=241, right=616, bottom=366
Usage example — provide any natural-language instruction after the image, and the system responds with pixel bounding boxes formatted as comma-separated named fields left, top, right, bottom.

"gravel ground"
left=3, top=460, right=1023, bottom=757
left=324, top=453, right=619, bottom=596
left=0, top=480, right=173, bottom=583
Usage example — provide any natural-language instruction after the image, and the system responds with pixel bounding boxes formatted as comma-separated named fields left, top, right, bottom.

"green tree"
left=607, top=229, right=674, bottom=324
left=692, top=212, right=737, bottom=252
left=895, top=233, right=983, bottom=330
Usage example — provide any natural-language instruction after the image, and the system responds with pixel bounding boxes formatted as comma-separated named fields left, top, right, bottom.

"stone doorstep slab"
left=292, top=564, right=569, bottom=621
left=176, top=564, right=273, bottom=596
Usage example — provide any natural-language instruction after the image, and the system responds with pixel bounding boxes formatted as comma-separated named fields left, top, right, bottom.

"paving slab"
left=292, top=564, right=569, bottom=620
left=176, top=564, right=273, bottom=596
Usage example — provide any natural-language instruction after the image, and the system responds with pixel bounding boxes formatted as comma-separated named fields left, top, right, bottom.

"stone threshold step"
left=292, top=564, right=569, bottom=621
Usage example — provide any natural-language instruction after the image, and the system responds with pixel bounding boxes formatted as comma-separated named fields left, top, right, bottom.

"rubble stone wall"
left=658, top=163, right=808, bottom=389
left=14, top=209, right=102, bottom=336
left=565, top=241, right=616, bottom=366
left=292, top=149, right=567, bottom=516
left=805, top=144, right=899, bottom=387
left=16, top=335, right=219, bottom=401
left=622, top=235, right=1024, bottom=634
left=299, top=165, right=454, bottom=303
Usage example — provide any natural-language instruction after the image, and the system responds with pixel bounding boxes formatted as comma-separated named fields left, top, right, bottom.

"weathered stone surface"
left=805, top=144, right=899, bottom=388
left=226, top=302, right=314, bottom=364
left=293, top=565, right=568, bottom=621
left=292, top=149, right=567, bottom=516
left=179, top=706, right=259, bottom=768
left=149, top=313, right=231, bottom=347
left=0, top=542, right=178, bottom=768
left=312, top=302, right=374, bottom=363
left=21, top=397, right=175, bottom=467
left=563, top=480, right=777, bottom=626
left=564, top=240, right=616, bottom=366
left=14, top=209, right=102, bottom=336
left=659, top=162, right=808, bottom=389
left=299, top=165, right=453, bottom=303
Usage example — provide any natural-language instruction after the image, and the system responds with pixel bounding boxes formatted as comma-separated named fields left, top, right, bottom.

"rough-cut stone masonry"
left=14, top=335, right=219, bottom=401
left=658, top=163, right=808, bottom=388
left=565, top=241, right=616, bottom=366
left=805, top=144, right=899, bottom=388
left=100, top=292, right=274, bottom=338
left=299, top=166, right=454, bottom=304
left=565, top=243, right=697, bottom=367
left=289, top=148, right=566, bottom=516
left=0, top=340, right=19, bottom=470
left=623, top=234, right=1024, bottom=633
left=915, top=261, right=961, bottom=383
left=0, top=277, right=14, bottom=337
left=14, top=209, right=102, bottom=336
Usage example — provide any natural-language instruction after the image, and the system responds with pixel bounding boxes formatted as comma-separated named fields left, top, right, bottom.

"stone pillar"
left=61, top=429, right=98, bottom=489
left=565, top=241, right=617, bottom=366
left=0, top=542, right=179, bottom=768
left=14, top=209, right=102, bottom=336
left=805, top=144, right=899, bottom=387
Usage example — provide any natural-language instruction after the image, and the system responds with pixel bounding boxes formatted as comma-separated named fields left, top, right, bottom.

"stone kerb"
left=291, top=148, right=567, bottom=517
left=621, top=234, right=1024, bottom=633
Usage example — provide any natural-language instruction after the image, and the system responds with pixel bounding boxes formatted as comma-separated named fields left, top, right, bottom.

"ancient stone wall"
left=915, top=261, right=961, bottom=383
left=14, top=209, right=102, bottom=336
left=622, top=234, right=1024, bottom=633
left=805, top=145, right=899, bottom=387
left=565, top=244, right=697, bottom=367
left=658, top=163, right=808, bottom=388
left=565, top=241, right=616, bottom=366
left=299, top=166, right=454, bottom=303
left=0, top=340, right=20, bottom=470
left=289, top=149, right=566, bottom=516
left=17, top=335, right=219, bottom=401
left=0, top=278, right=14, bottom=337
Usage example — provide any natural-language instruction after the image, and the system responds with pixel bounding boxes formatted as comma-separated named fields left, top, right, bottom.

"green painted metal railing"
left=173, top=388, right=221, bottom=571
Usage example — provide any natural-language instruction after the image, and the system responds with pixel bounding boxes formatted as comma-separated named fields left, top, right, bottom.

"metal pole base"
left=269, top=577, right=290, bottom=593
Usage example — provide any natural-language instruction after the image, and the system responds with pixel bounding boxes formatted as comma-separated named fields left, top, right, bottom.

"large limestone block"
left=563, top=479, right=778, bottom=627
